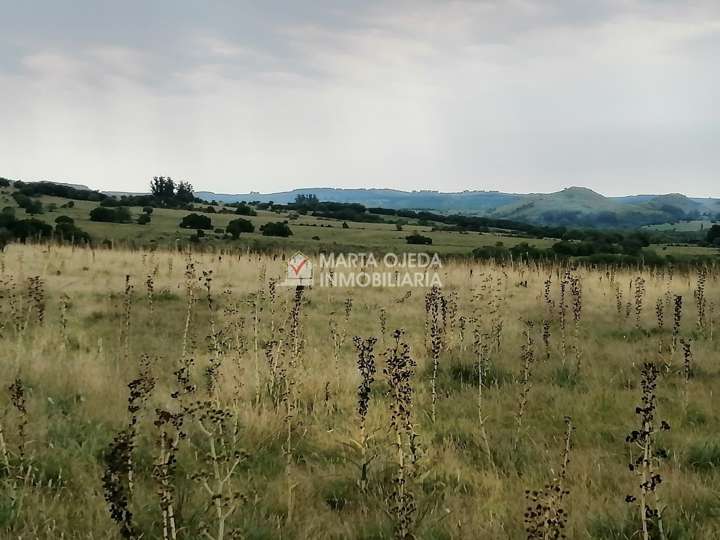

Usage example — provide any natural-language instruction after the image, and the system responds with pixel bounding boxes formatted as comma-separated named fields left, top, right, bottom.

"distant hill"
left=197, top=186, right=720, bottom=228
left=4, top=175, right=719, bottom=229
left=195, top=187, right=521, bottom=213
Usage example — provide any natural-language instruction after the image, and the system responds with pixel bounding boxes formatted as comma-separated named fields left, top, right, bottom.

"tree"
left=55, top=222, right=91, bottom=243
left=12, top=192, right=43, bottom=214
left=226, top=218, right=255, bottom=238
left=260, top=222, right=292, bottom=237
left=179, top=213, right=212, bottom=230
left=175, top=181, right=195, bottom=203
left=294, top=194, right=319, bottom=207
left=706, top=224, right=720, bottom=245
left=150, top=176, right=176, bottom=200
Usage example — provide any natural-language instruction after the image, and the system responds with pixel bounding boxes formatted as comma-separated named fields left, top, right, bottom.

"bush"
left=55, top=222, right=91, bottom=243
left=179, top=213, right=212, bottom=230
left=142, top=207, right=154, bottom=215
left=55, top=215, right=74, bottom=225
left=0, top=178, right=10, bottom=187
left=260, top=221, right=292, bottom=237
left=90, top=206, right=131, bottom=223
left=137, top=214, right=151, bottom=225
left=406, top=233, right=432, bottom=245
left=342, top=221, right=350, bottom=229
left=234, top=204, right=257, bottom=216
left=707, top=225, right=720, bottom=245
left=226, top=218, right=255, bottom=238
left=12, top=192, right=43, bottom=214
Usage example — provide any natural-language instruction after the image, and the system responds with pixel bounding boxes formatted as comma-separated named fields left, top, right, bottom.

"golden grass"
left=0, top=243, right=718, bottom=539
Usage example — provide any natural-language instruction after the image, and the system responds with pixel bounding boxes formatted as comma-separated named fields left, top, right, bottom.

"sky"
left=1, top=1, right=719, bottom=197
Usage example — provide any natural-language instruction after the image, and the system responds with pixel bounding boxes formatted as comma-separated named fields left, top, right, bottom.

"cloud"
left=0, top=1, right=719, bottom=196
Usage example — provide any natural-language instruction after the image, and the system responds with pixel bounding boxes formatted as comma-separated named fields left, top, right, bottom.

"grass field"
left=2, top=189, right=717, bottom=261
left=0, top=242, right=718, bottom=538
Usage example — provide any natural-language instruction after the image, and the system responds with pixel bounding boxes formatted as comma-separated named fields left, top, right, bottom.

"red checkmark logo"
left=289, top=257, right=308, bottom=276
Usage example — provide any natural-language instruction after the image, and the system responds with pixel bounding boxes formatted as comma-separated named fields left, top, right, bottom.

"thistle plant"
left=181, top=259, right=197, bottom=364
left=614, top=282, right=624, bottom=321
left=284, top=285, right=305, bottom=523
left=146, top=273, right=155, bottom=316
left=473, top=325, right=494, bottom=470
left=428, top=285, right=444, bottom=423
left=102, top=429, right=138, bottom=539
left=515, top=321, right=536, bottom=446
left=655, top=298, right=664, bottom=331
left=634, top=276, right=646, bottom=330
left=8, top=377, right=28, bottom=471
left=671, top=295, right=683, bottom=355
left=694, top=268, right=707, bottom=332
left=570, top=274, right=582, bottom=371
left=59, top=292, right=70, bottom=349
left=121, top=275, right=134, bottom=368
left=203, top=270, right=227, bottom=401
left=384, top=329, right=419, bottom=539
left=625, top=362, right=670, bottom=540
left=524, top=417, right=574, bottom=539
left=26, top=275, right=45, bottom=326
left=103, top=355, right=155, bottom=539
left=353, top=336, right=377, bottom=492
left=559, top=272, right=568, bottom=363
left=378, top=307, right=387, bottom=344
left=187, top=399, right=247, bottom=540
left=680, top=338, right=693, bottom=382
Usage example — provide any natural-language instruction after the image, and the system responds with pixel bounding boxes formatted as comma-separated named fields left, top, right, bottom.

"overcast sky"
left=1, top=1, right=719, bottom=196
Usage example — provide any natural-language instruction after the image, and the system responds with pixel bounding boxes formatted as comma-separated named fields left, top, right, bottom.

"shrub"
left=226, top=218, right=254, bottom=238
left=90, top=206, right=131, bottom=223
left=55, top=222, right=91, bottom=243
left=142, top=207, right=154, bottom=215
left=55, top=215, right=74, bottom=225
left=179, top=213, right=212, bottom=230
left=12, top=192, right=43, bottom=214
left=707, top=225, right=720, bottom=245
left=260, top=221, right=292, bottom=237
left=234, top=204, right=257, bottom=216
left=137, top=214, right=151, bottom=225
left=406, top=233, right=432, bottom=245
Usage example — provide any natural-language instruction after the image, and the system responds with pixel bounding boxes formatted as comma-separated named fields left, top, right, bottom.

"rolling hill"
left=196, top=186, right=719, bottom=228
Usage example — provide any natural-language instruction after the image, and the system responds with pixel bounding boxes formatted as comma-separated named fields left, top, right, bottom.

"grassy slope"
left=1, top=187, right=716, bottom=258
left=0, top=244, right=718, bottom=538
left=0, top=189, right=557, bottom=255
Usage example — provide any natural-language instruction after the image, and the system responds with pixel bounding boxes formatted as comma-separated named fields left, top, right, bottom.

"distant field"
left=0, top=189, right=557, bottom=255
left=2, top=189, right=718, bottom=260
left=644, top=220, right=718, bottom=232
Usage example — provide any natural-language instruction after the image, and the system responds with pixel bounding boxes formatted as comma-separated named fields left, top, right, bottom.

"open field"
left=1, top=189, right=559, bottom=255
left=0, top=243, right=719, bottom=538
left=2, top=189, right=717, bottom=261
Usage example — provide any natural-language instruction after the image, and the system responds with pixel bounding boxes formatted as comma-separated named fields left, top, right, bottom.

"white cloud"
left=0, top=1, right=719, bottom=196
